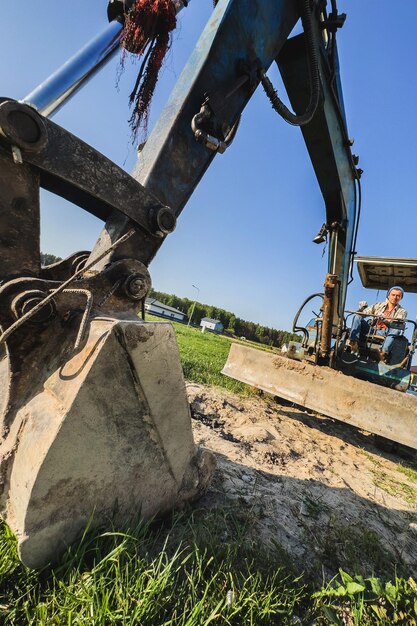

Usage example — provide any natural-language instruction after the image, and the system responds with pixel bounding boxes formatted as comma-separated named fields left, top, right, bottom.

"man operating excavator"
left=347, top=286, right=407, bottom=362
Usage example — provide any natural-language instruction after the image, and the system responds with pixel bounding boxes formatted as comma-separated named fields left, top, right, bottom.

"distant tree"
left=146, top=287, right=299, bottom=342
left=40, top=252, right=62, bottom=266
left=218, top=310, right=231, bottom=329
left=233, top=317, right=244, bottom=337
left=226, top=315, right=237, bottom=334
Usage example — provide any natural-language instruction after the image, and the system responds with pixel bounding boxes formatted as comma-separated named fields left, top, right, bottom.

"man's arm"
left=361, top=303, right=375, bottom=315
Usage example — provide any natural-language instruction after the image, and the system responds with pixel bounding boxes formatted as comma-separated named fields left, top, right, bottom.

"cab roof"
left=355, top=256, right=417, bottom=294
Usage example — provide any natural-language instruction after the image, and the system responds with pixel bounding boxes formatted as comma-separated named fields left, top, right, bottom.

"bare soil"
left=187, top=382, right=417, bottom=581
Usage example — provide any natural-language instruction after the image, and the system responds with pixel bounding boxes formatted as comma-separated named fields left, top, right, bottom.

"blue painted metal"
left=351, top=360, right=411, bottom=392
left=131, top=0, right=300, bottom=215
left=302, top=315, right=411, bottom=391
left=277, top=33, right=357, bottom=319
left=323, top=42, right=356, bottom=315
left=90, top=0, right=301, bottom=266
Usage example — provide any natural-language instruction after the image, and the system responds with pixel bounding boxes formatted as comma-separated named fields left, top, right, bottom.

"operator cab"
left=339, top=256, right=417, bottom=391
left=292, top=256, right=417, bottom=391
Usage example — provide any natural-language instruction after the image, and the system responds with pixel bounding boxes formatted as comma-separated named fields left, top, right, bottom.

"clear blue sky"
left=1, top=0, right=417, bottom=335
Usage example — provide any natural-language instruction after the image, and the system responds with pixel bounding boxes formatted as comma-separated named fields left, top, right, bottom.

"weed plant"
left=313, top=569, right=417, bottom=625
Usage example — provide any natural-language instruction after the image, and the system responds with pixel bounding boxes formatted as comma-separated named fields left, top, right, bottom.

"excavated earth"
left=187, top=382, right=417, bottom=581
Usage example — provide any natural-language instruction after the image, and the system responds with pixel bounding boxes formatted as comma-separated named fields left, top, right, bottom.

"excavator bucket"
left=0, top=97, right=216, bottom=569
left=0, top=319, right=214, bottom=568
left=222, top=344, right=417, bottom=450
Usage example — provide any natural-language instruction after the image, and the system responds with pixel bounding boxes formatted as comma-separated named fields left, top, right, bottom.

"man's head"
left=387, top=286, right=404, bottom=305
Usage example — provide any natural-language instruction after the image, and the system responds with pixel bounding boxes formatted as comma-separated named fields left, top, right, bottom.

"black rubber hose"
left=348, top=176, right=362, bottom=285
left=292, top=292, right=324, bottom=346
left=260, top=0, right=321, bottom=126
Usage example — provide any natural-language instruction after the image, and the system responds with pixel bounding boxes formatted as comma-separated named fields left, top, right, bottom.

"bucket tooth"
left=0, top=319, right=215, bottom=569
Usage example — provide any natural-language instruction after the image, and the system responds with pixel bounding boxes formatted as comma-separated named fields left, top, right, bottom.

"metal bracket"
left=320, top=12, right=346, bottom=32
left=107, top=0, right=134, bottom=22
left=0, top=99, right=176, bottom=239
left=191, top=58, right=260, bottom=153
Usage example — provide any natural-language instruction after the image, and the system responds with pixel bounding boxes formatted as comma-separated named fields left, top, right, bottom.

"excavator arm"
left=90, top=0, right=359, bottom=357
left=278, top=27, right=359, bottom=346
left=90, top=0, right=302, bottom=268
left=0, top=0, right=359, bottom=567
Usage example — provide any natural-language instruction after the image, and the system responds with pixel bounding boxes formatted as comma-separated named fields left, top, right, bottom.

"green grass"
left=1, top=510, right=417, bottom=626
left=146, top=315, right=253, bottom=393
left=305, top=515, right=396, bottom=581
left=398, top=461, right=417, bottom=483
left=176, top=326, right=248, bottom=392
left=0, top=509, right=309, bottom=625
left=372, top=471, right=417, bottom=504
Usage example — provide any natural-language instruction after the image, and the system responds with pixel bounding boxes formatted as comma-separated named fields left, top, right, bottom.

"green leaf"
left=333, top=585, right=347, bottom=597
left=346, top=582, right=365, bottom=595
left=370, top=604, right=387, bottom=619
left=368, top=577, right=383, bottom=596
left=385, top=581, right=398, bottom=606
left=322, top=606, right=343, bottom=625
left=339, top=569, right=354, bottom=584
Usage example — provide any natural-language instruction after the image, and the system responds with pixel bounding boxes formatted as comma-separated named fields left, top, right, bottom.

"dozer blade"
left=222, top=344, right=417, bottom=450
left=0, top=319, right=215, bottom=568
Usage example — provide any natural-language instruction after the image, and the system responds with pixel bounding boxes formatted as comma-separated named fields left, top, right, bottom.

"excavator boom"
left=0, top=0, right=314, bottom=568
left=2, top=0, right=409, bottom=569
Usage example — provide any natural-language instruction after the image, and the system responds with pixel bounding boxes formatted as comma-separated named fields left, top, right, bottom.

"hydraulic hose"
left=292, top=292, right=324, bottom=346
left=260, top=0, right=321, bottom=126
left=348, top=175, right=362, bottom=286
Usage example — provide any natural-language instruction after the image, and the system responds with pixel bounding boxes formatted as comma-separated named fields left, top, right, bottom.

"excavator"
left=0, top=0, right=416, bottom=568
left=224, top=256, right=417, bottom=451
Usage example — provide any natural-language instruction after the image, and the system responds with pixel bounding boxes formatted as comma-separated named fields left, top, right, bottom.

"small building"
left=200, top=317, right=224, bottom=333
left=145, top=298, right=186, bottom=322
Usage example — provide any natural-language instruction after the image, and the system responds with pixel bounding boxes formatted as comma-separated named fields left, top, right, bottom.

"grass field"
left=1, top=317, right=416, bottom=625
left=148, top=314, right=277, bottom=393
left=167, top=319, right=248, bottom=392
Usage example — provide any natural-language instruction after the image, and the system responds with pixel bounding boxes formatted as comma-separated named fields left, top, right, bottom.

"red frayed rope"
left=120, top=0, right=176, bottom=141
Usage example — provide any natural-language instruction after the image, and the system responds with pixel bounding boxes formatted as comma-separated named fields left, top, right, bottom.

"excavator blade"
left=222, top=344, right=417, bottom=450
left=0, top=319, right=215, bottom=568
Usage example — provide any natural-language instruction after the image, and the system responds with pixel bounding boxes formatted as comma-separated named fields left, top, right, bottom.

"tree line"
left=148, top=288, right=300, bottom=348
left=41, top=252, right=62, bottom=265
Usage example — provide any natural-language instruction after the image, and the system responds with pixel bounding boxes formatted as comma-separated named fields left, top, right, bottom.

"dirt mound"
left=187, top=382, right=417, bottom=581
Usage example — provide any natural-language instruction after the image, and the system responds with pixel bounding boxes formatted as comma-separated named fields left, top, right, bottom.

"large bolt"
left=8, top=111, right=40, bottom=144
left=122, top=273, right=149, bottom=301
left=0, top=101, right=47, bottom=152
left=153, top=206, right=176, bottom=237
